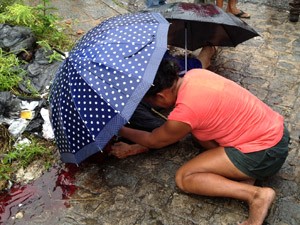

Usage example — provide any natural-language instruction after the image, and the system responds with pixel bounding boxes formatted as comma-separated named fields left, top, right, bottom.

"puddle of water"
left=0, top=164, right=79, bottom=224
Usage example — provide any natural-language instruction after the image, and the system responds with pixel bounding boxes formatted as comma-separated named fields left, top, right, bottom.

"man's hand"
left=119, top=120, right=192, bottom=149
left=110, top=142, right=149, bottom=159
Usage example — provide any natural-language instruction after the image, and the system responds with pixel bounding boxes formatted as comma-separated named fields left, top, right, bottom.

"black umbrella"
left=143, top=2, right=260, bottom=50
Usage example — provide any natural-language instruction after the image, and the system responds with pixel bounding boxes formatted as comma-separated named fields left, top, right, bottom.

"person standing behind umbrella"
left=116, top=59, right=289, bottom=225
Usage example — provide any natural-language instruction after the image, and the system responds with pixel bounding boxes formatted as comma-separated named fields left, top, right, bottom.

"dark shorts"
left=224, top=125, right=290, bottom=180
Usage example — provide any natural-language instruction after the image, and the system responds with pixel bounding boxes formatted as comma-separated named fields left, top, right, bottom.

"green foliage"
left=0, top=164, right=12, bottom=180
left=37, top=40, right=63, bottom=63
left=5, top=140, right=48, bottom=167
left=0, top=49, right=25, bottom=91
left=0, top=1, right=71, bottom=93
left=0, top=3, right=36, bottom=25
left=0, top=136, right=56, bottom=183
left=0, top=0, right=18, bottom=13
left=32, top=1, right=73, bottom=50
left=22, top=78, right=40, bottom=96
left=0, top=1, right=73, bottom=51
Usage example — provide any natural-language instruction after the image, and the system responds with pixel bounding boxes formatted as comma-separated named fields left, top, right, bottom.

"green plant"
left=0, top=1, right=73, bottom=51
left=0, top=0, right=18, bottom=13
left=0, top=49, right=26, bottom=91
left=33, top=0, right=73, bottom=50
left=0, top=3, right=36, bottom=25
left=0, top=1, right=72, bottom=94
left=37, top=40, right=64, bottom=63
left=22, top=78, right=40, bottom=96
left=0, top=136, right=56, bottom=183
left=0, top=164, right=12, bottom=180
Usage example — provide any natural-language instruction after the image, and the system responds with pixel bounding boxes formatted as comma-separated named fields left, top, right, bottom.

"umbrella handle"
left=53, top=48, right=66, bottom=57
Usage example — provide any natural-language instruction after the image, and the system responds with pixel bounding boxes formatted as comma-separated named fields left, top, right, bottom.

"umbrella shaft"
left=185, top=22, right=187, bottom=74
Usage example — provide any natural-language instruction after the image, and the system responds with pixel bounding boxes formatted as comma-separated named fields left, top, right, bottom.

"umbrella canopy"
left=143, top=2, right=260, bottom=50
left=49, top=12, right=169, bottom=164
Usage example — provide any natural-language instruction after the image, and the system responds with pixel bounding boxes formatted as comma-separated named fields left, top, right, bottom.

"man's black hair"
left=145, top=58, right=180, bottom=97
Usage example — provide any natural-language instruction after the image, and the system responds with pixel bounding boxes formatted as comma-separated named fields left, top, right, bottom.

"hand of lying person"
left=110, top=142, right=149, bottom=159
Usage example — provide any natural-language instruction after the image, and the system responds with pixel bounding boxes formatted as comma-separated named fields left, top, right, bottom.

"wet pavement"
left=2, top=0, right=300, bottom=225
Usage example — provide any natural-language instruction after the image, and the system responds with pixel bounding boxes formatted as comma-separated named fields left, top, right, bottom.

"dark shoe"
left=289, top=12, right=299, bottom=22
left=234, top=10, right=251, bottom=19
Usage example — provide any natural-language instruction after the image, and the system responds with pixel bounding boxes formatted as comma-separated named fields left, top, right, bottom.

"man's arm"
left=119, top=120, right=192, bottom=149
left=110, top=142, right=149, bottom=159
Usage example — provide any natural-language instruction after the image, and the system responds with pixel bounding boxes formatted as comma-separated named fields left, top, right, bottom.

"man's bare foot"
left=197, top=46, right=217, bottom=69
left=240, top=187, right=275, bottom=225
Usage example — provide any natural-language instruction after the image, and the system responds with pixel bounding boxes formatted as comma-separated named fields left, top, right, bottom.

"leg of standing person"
left=227, top=0, right=251, bottom=18
left=175, top=146, right=275, bottom=225
left=216, top=0, right=224, bottom=8
left=216, top=0, right=250, bottom=19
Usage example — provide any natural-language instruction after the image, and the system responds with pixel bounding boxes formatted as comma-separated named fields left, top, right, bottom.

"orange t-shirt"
left=168, top=69, right=284, bottom=153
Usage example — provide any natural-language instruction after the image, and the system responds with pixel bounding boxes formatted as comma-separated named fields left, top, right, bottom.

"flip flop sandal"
left=234, top=10, right=251, bottom=19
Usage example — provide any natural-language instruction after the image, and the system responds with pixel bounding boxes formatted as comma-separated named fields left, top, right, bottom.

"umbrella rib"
left=124, top=35, right=155, bottom=59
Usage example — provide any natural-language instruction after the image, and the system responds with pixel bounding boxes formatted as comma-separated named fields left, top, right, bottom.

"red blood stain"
left=179, top=3, right=220, bottom=16
left=0, top=139, right=112, bottom=223
left=0, top=164, right=79, bottom=223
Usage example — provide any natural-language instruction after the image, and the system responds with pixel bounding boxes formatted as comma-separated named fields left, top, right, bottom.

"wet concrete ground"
left=5, top=0, right=300, bottom=225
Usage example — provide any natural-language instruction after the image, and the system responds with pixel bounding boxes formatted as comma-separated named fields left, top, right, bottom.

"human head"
left=144, top=58, right=180, bottom=108
left=145, top=58, right=179, bottom=97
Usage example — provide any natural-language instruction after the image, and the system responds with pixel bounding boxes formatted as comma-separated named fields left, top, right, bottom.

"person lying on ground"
left=110, top=45, right=216, bottom=158
left=115, top=57, right=289, bottom=225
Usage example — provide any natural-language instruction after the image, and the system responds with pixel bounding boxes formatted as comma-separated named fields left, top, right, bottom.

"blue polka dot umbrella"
left=49, top=12, right=169, bottom=164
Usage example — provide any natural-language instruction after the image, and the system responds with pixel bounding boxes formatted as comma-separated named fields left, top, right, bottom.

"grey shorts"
left=224, top=125, right=290, bottom=180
